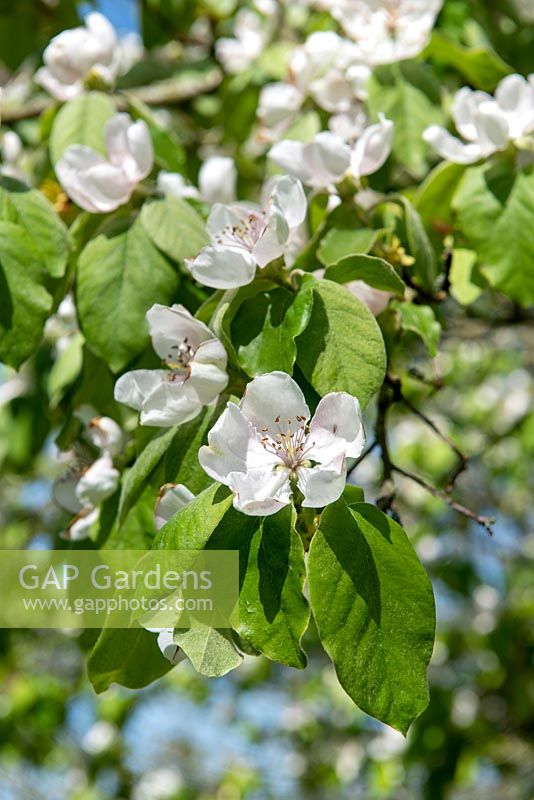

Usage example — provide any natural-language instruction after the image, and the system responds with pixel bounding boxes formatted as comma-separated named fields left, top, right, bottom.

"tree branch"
left=391, top=463, right=495, bottom=536
left=0, top=68, right=222, bottom=122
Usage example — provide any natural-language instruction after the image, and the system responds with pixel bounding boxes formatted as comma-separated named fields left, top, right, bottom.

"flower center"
left=260, top=415, right=315, bottom=472
left=164, top=337, right=195, bottom=372
left=216, top=212, right=268, bottom=251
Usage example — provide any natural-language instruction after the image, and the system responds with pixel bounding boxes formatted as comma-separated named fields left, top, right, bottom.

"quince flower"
left=36, top=13, right=119, bottom=101
left=424, top=74, right=534, bottom=164
left=186, top=175, right=307, bottom=289
left=326, top=0, right=443, bottom=65
left=155, top=483, right=196, bottom=530
left=114, top=304, right=228, bottom=427
left=56, top=113, right=153, bottom=213
left=54, top=418, right=121, bottom=541
left=258, top=32, right=370, bottom=137
left=216, top=5, right=275, bottom=74
left=268, top=116, right=394, bottom=188
left=157, top=156, right=237, bottom=205
left=199, top=371, right=365, bottom=516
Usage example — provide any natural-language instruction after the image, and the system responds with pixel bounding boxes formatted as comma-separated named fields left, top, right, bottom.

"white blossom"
left=199, top=371, right=365, bottom=516
left=154, top=483, right=196, bottom=530
left=424, top=74, right=534, bottom=164
left=1, top=131, right=25, bottom=180
left=257, top=82, right=303, bottom=133
left=325, top=0, right=443, bottom=65
left=86, top=416, right=123, bottom=457
left=186, top=175, right=307, bottom=289
left=158, top=156, right=237, bottom=205
left=215, top=7, right=274, bottom=74
left=56, top=113, right=153, bottom=212
left=36, top=13, right=119, bottom=101
left=268, top=116, right=393, bottom=188
left=114, top=304, right=228, bottom=427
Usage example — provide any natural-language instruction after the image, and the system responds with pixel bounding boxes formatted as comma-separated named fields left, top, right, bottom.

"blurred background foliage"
left=1, top=0, right=533, bottom=798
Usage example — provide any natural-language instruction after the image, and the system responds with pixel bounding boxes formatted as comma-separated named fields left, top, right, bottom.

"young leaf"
left=425, top=31, right=512, bottom=91
left=0, top=176, right=70, bottom=278
left=452, top=163, right=534, bottom=305
left=0, top=221, right=54, bottom=368
left=317, top=228, right=381, bottom=266
left=77, top=216, right=179, bottom=372
left=87, top=627, right=174, bottom=693
left=173, top=626, right=242, bottom=677
left=230, top=285, right=314, bottom=376
left=49, top=91, right=115, bottom=164
left=140, top=196, right=208, bottom=262
left=296, top=276, right=387, bottom=409
left=392, top=300, right=441, bottom=357
left=326, top=254, right=405, bottom=294
left=308, top=500, right=435, bottom=734
left=396, top=197, right=438, bottom=292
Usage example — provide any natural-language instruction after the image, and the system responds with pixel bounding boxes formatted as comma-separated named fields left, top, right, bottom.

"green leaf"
left=173, top=626, right=242, bottom=677
left=414, top=161, right=466, bottom=245
left=392, top=300, right=441, bottom=357
left=426, top=31, right=512, bottom=91
left=449, top=249, right=484, bottom=306
left=140, top=196, right=209, bottom=262
left=230, top=285, right=314, bottom=376
left=452, top=163, right=534, bottom=305
left=326, top=254, right=405, bottom=294
left=87, top=627, right=173, bottom=693
left=0, top=221, right=54, bottom=368
left=156, top=487, right=309, bottom=669
left=368, top=62, right=444, bottom=177
left=396, top=197, right=438, bottom=291
left=0, top=177, right=70, bottom=278
left=308, top=500, right=435, bottom=734
left=238, top=506, right=309, bottom=668
left=317, top=228, right=381, bottom=266
left=77, top=216, right=179, bottom=372
left=296, top=276, right=387, bottom=408
left=119, top=401, right=224, bottom=523
left=50, top=91, right=116, bottom=165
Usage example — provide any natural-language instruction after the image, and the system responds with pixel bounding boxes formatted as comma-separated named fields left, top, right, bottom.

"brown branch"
left=386, top=375, right=469, bottom=493
left=0, top=68, right=222, bottom=122
left=391, top=463, right=495, bottom=536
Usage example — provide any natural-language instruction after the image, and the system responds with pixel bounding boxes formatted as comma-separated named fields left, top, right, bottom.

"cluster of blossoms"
left=36, top=12, right=142, bottom=101
left=215, top=0, right=277, bottom=75
left=424, top=73, right=534, bottom=164
left=54, top=410, right=122, bottom=541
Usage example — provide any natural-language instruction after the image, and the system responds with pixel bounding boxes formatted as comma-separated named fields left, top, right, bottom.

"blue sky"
left=80, top=0, right=139, bottom=33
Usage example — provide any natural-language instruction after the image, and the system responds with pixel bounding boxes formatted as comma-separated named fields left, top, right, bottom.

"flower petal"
left=186, top=245, right=257, bottom=289
left=252, top=204, right=288, bottom=268
left=199, top=402, right=253, bottom=482
left=76, top=455, right=119, bottom=506
left=114, top=369, right=167, bottom=411
left=146, top=303, right=213, bottom=361
left=423, top=125, right=482, bottom=164
left=139, top=380, right=202, bottom=427
left=350, top=116, right=394, bottom=178
left=269, top=175, right=307, bottom=228
left=155, top=483, right=196, bottom=529
left=297, top=457, right=346, bottom=509
left=189, top=339, right=229, bottom=403
left=308, top=392, right=365, bottom=463
left=239, top=371, right=310, bottom=437
left=228, top=466, right=291, bottom=516
left=105, top=114, right=153, bottom=182
left=66, top=507, right=100, bottom=542
left=199, top=156, right=237, bottom=204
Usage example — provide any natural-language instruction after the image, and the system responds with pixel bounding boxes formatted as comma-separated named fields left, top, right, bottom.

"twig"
left=391, top=463, right=495, bottom=536
left=386, top=375, right=469, bottom=493
left=0, top=68, right=222, bottom=122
